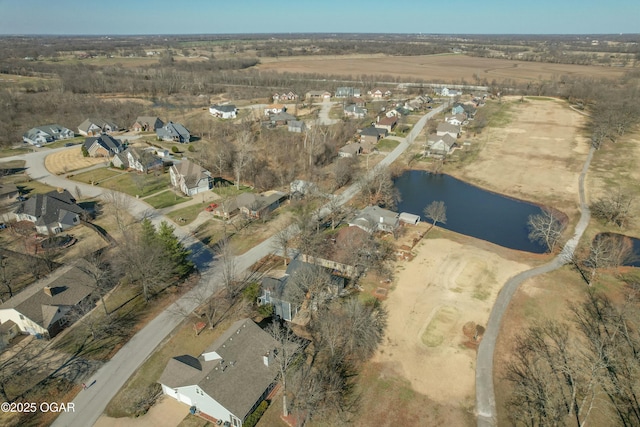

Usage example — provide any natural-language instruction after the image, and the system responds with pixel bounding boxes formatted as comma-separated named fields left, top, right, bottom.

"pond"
left=592, top=233, right=640, bottom=268
left=394, top=170, right=548, bottom=253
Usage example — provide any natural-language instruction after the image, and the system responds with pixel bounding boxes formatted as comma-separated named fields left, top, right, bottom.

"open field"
left=257, top=54, right=628, bottom=84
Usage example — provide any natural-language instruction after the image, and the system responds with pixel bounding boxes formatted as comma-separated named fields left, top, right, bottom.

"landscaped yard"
left=166, top=203, right=208, bottom=225
left=70, top=170, right=171, bottom=198
left=144, top=190, right=190, bottom=209
left=69, top=167, right=124, bottom=184
left=377, top=138, right=400, bottom=151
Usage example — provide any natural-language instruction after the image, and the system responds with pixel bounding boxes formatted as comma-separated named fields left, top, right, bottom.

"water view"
left=394, top=170, right=548, bottom=253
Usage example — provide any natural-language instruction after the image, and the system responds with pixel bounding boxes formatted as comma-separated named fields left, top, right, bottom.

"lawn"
left=376, top=138, right=401, bottom=151
left=71, top=171, right=171, bottom=198
left=166, top=203, right=208, bottom=225
left=213, top=183, right=253, bottom=198
left=44, top=136, right=85, bottom=149
left=144, top=190, right=190, bottom=209
left=0, top=146, right=32, bottom=158
left=69, top=167, right=123, bottom=184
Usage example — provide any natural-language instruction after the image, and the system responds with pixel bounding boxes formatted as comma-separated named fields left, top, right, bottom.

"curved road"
left=475, top=146, right=595, bottom=426
left=20, top=103, right=447, bottom=427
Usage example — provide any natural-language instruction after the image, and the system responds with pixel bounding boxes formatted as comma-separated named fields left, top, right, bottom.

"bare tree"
left=77, top=252, right=115, bottom=315
left=233, top=130, right=253, bottom=190
left=356, top=165, right=399, bottom=209
left=591, top=190, right=634, bottom=228
left=528, top=208, right=565, bottom=253
left=102, top=190, right=132, bottom=236
left=272, top=225, right=295, bottom=266
left=582, top=233, right=635, bottom=285
left=214, top=236, right=238, bottom=298
left=267, top=319, right=304, bottom=418
left=423, top=200, right=447, bottom=229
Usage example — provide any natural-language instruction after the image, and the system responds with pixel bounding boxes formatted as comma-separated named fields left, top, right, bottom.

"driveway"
left=316, top=101, right=339, bottom=126
left=94, top=396, right=189, bottom=427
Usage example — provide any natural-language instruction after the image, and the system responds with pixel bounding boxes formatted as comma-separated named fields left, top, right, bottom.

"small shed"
left=399, top=212, right=421, bottom=225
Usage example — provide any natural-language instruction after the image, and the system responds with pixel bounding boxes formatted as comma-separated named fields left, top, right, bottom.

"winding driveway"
left=475, top=146, right=595, bottom=426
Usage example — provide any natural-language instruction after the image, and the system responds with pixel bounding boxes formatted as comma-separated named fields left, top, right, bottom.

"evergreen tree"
left=157, top=221, right=193, bottom=277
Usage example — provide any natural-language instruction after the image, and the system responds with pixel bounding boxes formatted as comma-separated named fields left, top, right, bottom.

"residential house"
left=344, top=104, right=367, bottom=118
left=263, top=104, right=285, bottom=116
left=132, top=116, right=164, bottom=132
left=368, top=88, right=392, bottom=98
left=374, top=116, right=398, bottom=133
left=440, top=87, right=462, bottom=97
left=0, top=320, right=19, bottom=349
left=236, top=191, right=287, bottom=219
left=290, top=180, right=318, bottom=197
left=23, top=124, right=74, bottom=145
left=83, top=134, right=124, bottom=158
left=399, top=212, right=421, bottom=225
left=258, top=257, right=345, bottom=322
left=426, top=134, right=457, bottom=156
left=269, top=112, right=297, bottom=126
left=209, top=104, right=238, bottom=119
left=14, top=189, right=85, bottom=235
left=287, top=120, right=306, bottom=133
left=158, top=318, right=280, bottom=426
left=300, top=226, right=371, bottom=279
left=436, top=123, right=461, bottom=139
left=156, top=122, right=191, bottom=143
left=113, top=147, right=163, bottom=173
left=211, top=198, right=239, bottom=219
left=451, top=105, right=465, bottom=115
left=348, top=205, right=400, bottom=234
left=170, top=160, right=212, bottom=196
left=305, top=90, right=331, bottom=100
left=405, top=95, right=432, bottom=111
left=338, top=142, right=362, bottom=158
left=445, top=114, right=467, bottom=126
left=0, top=183, right=20, bottom=204
left=272, top=91, right=298, bottom=102
left=78, top=119, right=119, bottom=137
left=0, top=260, right=97, bottom=338
left=359, top=126, right=387, bottom=146
left=455, top=102, right=477, bottom=118
left=335, top=87, right=361, bottom=98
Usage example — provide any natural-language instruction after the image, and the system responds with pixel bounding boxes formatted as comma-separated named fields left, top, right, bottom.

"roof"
left=16, top=189, right=84, bottom=228
left=0, top=260, right=96, bottom=329
left=428, top=133, right=457, bottom=147
left=78, top=118, right=118, bottom=133
left=83, top=134, right=123, bottom=154
left=133, top=116, right=164, bottom=129
left=437, top=123, right=461, bottom=134
left=158, top=319, right=280, bottom=420
left=236, top=191, right=286, bottom=212
left=344, top=104, right=367, bottom=115
left=339, top=143, right=362, bottom=155
left=350, top=205, right=399, bottom=231
left=360, top=126, right=383, bottom=137
left=377, top=116, right=397, bottom=127
left=24, top=124, right=73, bottom=139
left=288, top=120, right=305, bottom=129
left=0, top=183, right=19, bottom=197
left=269, top=112, right=297, bottom=123
left=172, top=160, right=211, bottom=189
left=210, top=104, right=237, bottom=113
left=156, top=122, right=190, bottom=142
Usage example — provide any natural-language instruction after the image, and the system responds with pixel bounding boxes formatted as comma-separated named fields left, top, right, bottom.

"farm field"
left=257, top=54, right=628, bottom=84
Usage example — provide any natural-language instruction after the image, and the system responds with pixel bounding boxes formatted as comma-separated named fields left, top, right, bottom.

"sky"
left=0, top=0, right=638, bottom=35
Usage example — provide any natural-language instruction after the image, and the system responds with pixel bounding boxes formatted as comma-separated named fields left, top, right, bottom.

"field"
left=257, top=54, right=627, bottom=84
left=45, top=148, right=109, bottom=174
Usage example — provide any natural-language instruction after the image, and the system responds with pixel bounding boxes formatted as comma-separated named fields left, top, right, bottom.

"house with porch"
left=158, top=318, right=280, bottom=427
left=335, top=87, right=361, bottom=98
left=170, top=160, right=212, bottom=196
left=272, top=91, right=298, bottom=102
left=112, top=147, right=163, bottom=173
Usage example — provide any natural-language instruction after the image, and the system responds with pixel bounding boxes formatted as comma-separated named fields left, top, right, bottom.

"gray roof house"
left=338, top=142, right=362, bottom=158
left=348, top=205, right=400, bottom=234
left=170, top=160, right=212, bottom=197
left=78, top=118, right=119, bottom=137
left=23, top=124, right=74, bottom=145
left=83, top=134, right=124, bottom=158
left=436, top=122, right=461, bottom=139
left=209, top=104, right=238, bottom=119
left=156, top=122, right=191, bottom=143
left=0, top=260, right=96, bottom=338
left=236, top=191, right=287, bottom=219
left=258, top=257, right=345, bottom=322
left=132, top=116, right=164, bottom=132
left=287, top=120, right=306, bottom=133
left=15, top=189, right=85, bottom=235
left=426, top=134, right=457, bottom=156
left=344, top=104, right=367, bottom=118
left=269, top=112, right=297, bottom=126
left=158, top=318, right=280, bottom=426
left=335, top=87, right=361, bottom=98
left=359, top=126, right=387, bottom=146
left=112, top=147, right=163, bottom=173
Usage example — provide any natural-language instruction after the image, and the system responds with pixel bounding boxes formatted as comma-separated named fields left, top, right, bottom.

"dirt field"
left=45, top=148, right=108, bottom=175
left=257, top=54, right=627, bottom=84
left=454, top=97, right=590, bottom=219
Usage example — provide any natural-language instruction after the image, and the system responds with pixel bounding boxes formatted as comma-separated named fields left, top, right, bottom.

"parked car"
left=0, top=223, right=6, bottom=229
left=205, top=203, right=218, bottom=212
left=17, top=195, right=27, bottom=201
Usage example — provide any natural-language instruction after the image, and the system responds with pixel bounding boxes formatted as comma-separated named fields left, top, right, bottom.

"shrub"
left=243, top=401, right=269, bottom=427
left=171, top=146, right=179, bottom=153
left=187, top=144, right=195, bottom=152
left=81, top=146, right=89, bottom=157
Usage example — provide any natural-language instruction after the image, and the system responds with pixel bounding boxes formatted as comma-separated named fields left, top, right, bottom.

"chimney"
left=43, top=286, right=53, bottom=297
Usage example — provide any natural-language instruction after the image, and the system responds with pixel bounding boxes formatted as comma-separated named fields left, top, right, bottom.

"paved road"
left=475, top=146, right=595, bottom=426
left=316, top=101, right=339, bottom=126
left=6, top=104, right=448, bottom=427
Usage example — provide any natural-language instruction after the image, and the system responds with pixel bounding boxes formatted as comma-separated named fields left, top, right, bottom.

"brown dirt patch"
left=45, top=149, right=108, bottom=175
left=257, top=54, right=626, bottom=84
left=453, top=97, right=589, bottom=218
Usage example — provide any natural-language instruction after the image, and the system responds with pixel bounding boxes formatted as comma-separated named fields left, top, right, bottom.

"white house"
left=170, top=160, right=212, bottom=196
left=158, top=319, right=280, bottom=426
left=209, top=104, right=238, bottom=119
left=440, top=87, right=462, bottom=97
left=263, top=104, right=285, bottom=116
left=23, top=124, right=74, bottom=145
left=0, top=261, right=96, bottom=338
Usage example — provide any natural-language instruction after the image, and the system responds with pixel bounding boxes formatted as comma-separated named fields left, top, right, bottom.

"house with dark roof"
left=359, top=126, right=387, bottom=146
left=269, top=112, right=297, bottom=126
left=209, top=104, right=238, bottom=119
left=83, top=134, right=124, bottom=158
left=170, top=160, right=212, bottom=196
left=258, top=257, right=345, bottom=322
left=112, top=147, right=163, bottom=173
left=78, top=118, right=119, bottom=137
left=158, top=318, right=280, bottom=426
left=156, top=122, right=191, bottom=143
left=132, top=116, right=164, bottom=132
left=236, top=191, right=287, bottom=219
left=14, top=189, right=85, bottom=235
left=374, top=115, right=398, bottom=133
left=348, top=205, right=400, bottom=234
left=287, top=120, right=306, bottom=133
left=344, top=104, right=367, bottom=118
left=0, top=260, right=97, bottom=338
left=23, top=124, right=74, bottom=145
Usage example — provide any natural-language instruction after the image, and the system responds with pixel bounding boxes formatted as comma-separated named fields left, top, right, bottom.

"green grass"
left=144, top=191, right=190, bottom=209
left=485, top=100, right=514, bottom=128
left=377, top=138, right=401, bottom=151
left=213, top=184, right=252, bottom=198
left=69, top=167, right=123, bottom=184
left=0, top=146, right=32, bottom=158
left=82, top=172, right=171, bottom=197
left=45, top=136, right=85, bottom=149
left=166, top=203, right=208, bottom=225
left=421, top=306, right=458, bottom=347
left=525, top=96, right=556, bottom=101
